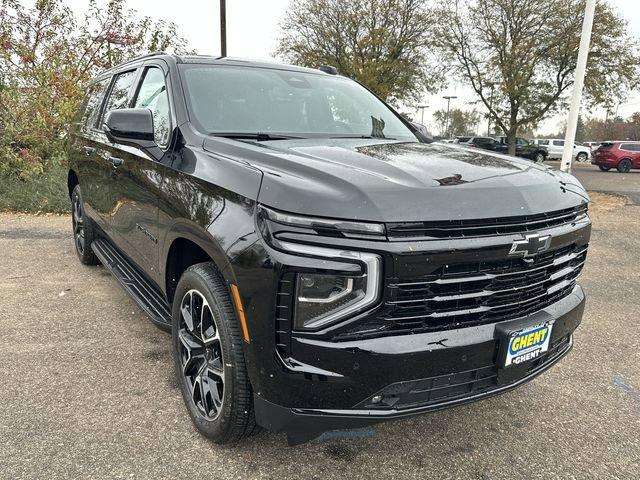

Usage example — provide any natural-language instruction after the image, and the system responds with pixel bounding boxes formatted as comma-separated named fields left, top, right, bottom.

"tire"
left=71, top=185, right=99, bottom=265
left=617, top=159, right=632, bottom=173
left=599, top=165, right=611, bottom=172
left=534, top=152, right=545, bottom=163
left=171, top=262, right=259, bottom=444
left=576, top=152, right=588, bottom=162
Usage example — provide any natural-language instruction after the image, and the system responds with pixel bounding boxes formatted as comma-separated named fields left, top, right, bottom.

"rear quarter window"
left=620, top=143, right=640, bottom=152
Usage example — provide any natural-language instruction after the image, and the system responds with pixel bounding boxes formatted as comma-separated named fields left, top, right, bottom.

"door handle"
left=83, top=146, right=95, bottom=156
left=109, top=156, right=124, bottom=167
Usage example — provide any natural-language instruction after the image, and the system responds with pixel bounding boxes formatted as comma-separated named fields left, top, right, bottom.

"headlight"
left=279, top=241, right=381, bottom=331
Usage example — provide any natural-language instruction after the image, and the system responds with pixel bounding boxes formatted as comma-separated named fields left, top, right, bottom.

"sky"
left=51, top=0, right=640, bottom=135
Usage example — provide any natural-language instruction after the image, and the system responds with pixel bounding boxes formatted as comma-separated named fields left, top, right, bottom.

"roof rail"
left=122, top=51, right=168, bottom=65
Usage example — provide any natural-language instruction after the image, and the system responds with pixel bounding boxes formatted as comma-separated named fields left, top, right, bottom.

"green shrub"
left=0, top=161, right=70, bottom=214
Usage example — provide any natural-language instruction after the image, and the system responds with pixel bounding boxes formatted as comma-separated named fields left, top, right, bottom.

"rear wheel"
left=71, top=185, right=99, bottom=265
left=599, top=165, right=611, bottom=172
left=534, top=152, right=545, bottom=163
left=576, top=152, right=588, bottom=162
left=172, top=262, right=259, bottom=444
left=617, top=159, right=632, bottom=173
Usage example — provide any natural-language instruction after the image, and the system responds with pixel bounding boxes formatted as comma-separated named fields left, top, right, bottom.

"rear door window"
left=101, top=70, right=138, bottom=128
left=538, top=139, right=549, bottom=146
left=553, top=140, right=564, bottom=146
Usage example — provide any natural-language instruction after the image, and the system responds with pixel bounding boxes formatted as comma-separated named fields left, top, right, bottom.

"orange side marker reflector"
left=231, top=284, right=250, bottom=343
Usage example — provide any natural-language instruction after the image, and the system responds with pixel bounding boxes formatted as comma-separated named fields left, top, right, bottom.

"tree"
left=582, top=113, right=640, bottom=141
left=0, top=0, right=190, bottom=179
left=433, top=108, right=480, bottom=137
left=436, top=0, right=640, bottom=155
left=276, top=0, right=443, bottom=104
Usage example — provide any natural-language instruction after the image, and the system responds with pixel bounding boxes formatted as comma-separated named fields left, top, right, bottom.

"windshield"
left=179, top=64, right=418, bottom=141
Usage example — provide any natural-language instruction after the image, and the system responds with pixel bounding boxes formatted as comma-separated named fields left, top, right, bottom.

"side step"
left=92, top=238, right=172, bottom=332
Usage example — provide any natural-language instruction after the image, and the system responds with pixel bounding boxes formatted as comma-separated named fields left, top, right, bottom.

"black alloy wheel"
left=177, top=289, right=225, bottom=421
left=617, top=159, right=632, bottom=173
left=71, top=185, right=99, bottom=265
left=171, top=263, right=259, bottom=443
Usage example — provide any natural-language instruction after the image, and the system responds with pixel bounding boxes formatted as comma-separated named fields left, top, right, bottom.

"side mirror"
left=104, top=108, right=156, bottom=149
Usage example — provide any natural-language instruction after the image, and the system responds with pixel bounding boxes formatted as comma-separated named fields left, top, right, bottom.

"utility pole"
left=443, top=96, right=457, bottom=139
left=220, top=0, right=227, bottom=57
left=561, top=0, right=596, bottom=173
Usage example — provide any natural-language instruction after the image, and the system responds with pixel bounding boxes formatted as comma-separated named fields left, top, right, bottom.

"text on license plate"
left=504, top=322, right=553, bottom=367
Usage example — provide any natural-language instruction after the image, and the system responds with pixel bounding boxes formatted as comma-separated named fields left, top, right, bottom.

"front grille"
left=357, top=335, right=572, bottom=410
left=335, top=244, right=587, bottom=341
left=386, top=204, right=588, bottom=240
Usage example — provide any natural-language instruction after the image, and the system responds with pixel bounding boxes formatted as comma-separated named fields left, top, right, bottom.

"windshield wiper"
left=209, top=132, right=303, bottom=141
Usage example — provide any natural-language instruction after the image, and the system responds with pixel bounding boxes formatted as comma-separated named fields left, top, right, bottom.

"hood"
left=202, top=138, right=589, bottom=222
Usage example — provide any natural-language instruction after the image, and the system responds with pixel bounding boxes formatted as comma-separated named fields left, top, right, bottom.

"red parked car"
left=592, top=141, right=640, bottom=172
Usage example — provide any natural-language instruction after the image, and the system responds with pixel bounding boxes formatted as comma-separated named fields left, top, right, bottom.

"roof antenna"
left=318, top=65, right=338, bottom=75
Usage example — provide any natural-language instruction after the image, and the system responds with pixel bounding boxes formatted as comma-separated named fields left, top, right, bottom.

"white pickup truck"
left=531, top=139, right=591, bottom=162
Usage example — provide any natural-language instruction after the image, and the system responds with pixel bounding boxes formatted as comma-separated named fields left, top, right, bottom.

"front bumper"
left=253, top=284, right=585, bottom=439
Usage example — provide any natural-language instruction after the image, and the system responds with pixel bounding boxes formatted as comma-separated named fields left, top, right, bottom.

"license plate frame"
left=500, top=321, right=554, bottom=368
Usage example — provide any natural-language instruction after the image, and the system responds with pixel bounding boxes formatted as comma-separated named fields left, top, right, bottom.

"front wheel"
left=576, top=152, right=588, bottom=162
left=599, top=165, right=611, bottom=172
left=534, top=152, right=545, bottom=163
left=71, top=185, right=99, bottom=265
left=617, top=159, right=632, bottom=173
left=172, top=263, right=259, bottom=444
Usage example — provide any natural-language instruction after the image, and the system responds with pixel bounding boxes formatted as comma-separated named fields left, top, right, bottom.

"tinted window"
left=134, top=67, right=171, bottom=147
left=82, top=78, right=110, bottom=129
left=517, top=138, right=529, bottom=145
left=473, top=137, right=493, bottom=144
left=102, top=70, right=137, bottom=127
left=537, top=139, right=549, bottom=146
left=456, top=137, right=471, bottom=143
left=620, top=143, right=640, bottom=152
left=553, top=140, right=564, bottom=146
left=597, top=142, right=614, bottom=150
left=180, top=65, right=418, bottom=141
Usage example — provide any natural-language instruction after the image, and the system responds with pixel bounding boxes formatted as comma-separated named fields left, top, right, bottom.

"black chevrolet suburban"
left=67, top=53, right=590, bottom=445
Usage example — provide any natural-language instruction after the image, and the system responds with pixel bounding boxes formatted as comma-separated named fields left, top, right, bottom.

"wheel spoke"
left=180, top=292, right=194, bottom=332
left=200, top=303, right=219, bottom=344
left=178, top=329, right=205, bottom=375
left=191, top=371, right=206, bottom=413
left=203, top=369, right=223, bottom=413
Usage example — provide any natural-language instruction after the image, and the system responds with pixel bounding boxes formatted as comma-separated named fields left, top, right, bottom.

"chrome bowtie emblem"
left=509, top=234, right=551, bottom=258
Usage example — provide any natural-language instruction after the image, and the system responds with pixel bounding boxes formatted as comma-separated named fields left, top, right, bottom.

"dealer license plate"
left=503, top=322, right=553, bottom=367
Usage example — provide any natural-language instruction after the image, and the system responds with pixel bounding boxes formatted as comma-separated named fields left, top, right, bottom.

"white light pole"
left=443, top=96, right=457, bottom=139
left=561, top=0, right=597, bottom=173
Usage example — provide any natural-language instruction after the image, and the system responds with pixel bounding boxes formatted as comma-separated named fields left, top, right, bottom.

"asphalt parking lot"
left=1, top=163, right=639, bottom=479
left=547, top=160, right=640, bottom=204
